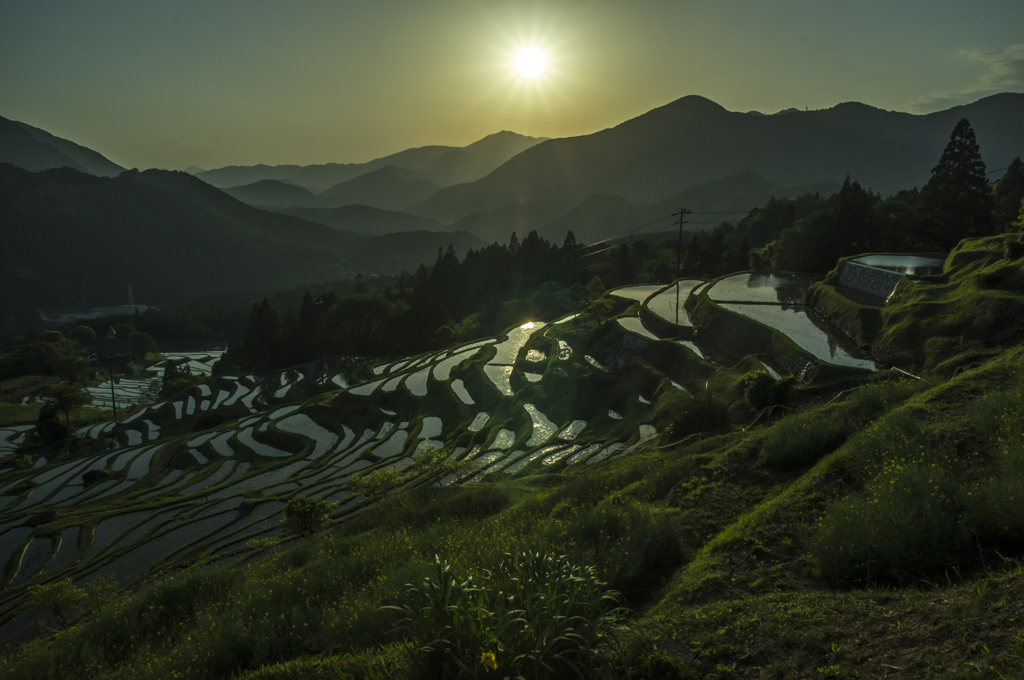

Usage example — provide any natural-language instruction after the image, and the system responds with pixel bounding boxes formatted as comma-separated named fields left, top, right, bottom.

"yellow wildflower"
left=481, top=651, right=498, bottom=672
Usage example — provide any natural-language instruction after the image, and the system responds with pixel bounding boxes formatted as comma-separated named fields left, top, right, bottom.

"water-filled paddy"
left=373, top=431, right=409, bottom=458
left=0, top=528, right=33, bottom=580
left=405, top=367, right=431, bottom=396
left=269, top=405, right=301, bottom=421
left=433, top=347, right=481, bottom=381
left=11, top=536, right=52, bottom=585
left=610, top=284, right=663, bottom=302
left=211, top=432, right=235, bottom=457
left=617, top=317, right=659, bottom=340
left=719, top=303, right=876, bottom=369
left=238, top=427, right=293, bottom=458
left=558, top=420, right=588, bottom=440
left=574, top=443, right=622, bottom=466
left=506, top=444, right=576, bottom=475
left=490, top=429, right=516, bottom=450
left=419, top=417, right=443, bottom=440
left=181, top=461, right=237, bottom=496
left=86, top=512, right=236, bottom=586
left=850, top=254, right=944, bottom=275
left=44, top=526, right=80, bottom=573
left=277, top=414, right=338, bottom=459
left=349, top=379, right=383, bottom=396
left=126, top=446, right=159, bottom=480
left=523, top=404, right=556, bottom=447
left=648, top=279, right=704, bottom=326
left=490, top=321, right=546, bottom=364
left=468, top=413, right=490, bottom=432
left=86, top=511, right=151, bottom=561
left=211, top=461, right=310, bottom=499
left=708, top=273, right=817, bottom=304
left=451, top=379, right=475, bottom=405
left=483, top=365, right=514, bottom=395
left=547, top=442, right=600, bottom=465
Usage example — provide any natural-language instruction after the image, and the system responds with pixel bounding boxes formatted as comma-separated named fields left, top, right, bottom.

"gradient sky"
left=2, top=0, right=1021, bottom=171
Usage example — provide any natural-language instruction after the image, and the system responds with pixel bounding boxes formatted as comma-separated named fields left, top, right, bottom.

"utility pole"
left=314, top=292, right=326, bottom=375
left=108, top=361, right=117, bottom=418
left=672, top=208, right=691, bottom=328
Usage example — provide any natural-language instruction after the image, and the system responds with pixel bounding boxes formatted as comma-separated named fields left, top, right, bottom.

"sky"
left=2, top=0, right=1021, bottom=171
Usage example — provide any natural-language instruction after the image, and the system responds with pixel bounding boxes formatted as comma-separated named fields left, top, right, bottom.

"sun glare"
left=514, top=46, right=548, bottom=79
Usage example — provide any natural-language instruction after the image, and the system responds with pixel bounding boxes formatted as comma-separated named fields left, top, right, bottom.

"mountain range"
left=3, top=92, right=1022, bottom=323
left=408, top=93, right=1024, bottom=227
left=195, top=130, right=548, bottom=193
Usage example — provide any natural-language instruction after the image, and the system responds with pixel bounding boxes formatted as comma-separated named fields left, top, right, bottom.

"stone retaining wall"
left=835, top=261, right=905, bottom=300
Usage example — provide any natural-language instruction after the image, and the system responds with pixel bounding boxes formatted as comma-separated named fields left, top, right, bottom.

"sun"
left=514, top=46, right=548, bottom=79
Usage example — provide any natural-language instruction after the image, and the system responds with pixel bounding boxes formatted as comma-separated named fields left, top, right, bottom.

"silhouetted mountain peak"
left=667, top=94, right=729, bottom=113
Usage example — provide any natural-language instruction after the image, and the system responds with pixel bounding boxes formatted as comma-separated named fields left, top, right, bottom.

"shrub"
left=743, top=371, right=794, bottom=411
left=388, top=553, right=629, bottom=680
left=350, top=469, right=403, bottom=502
left=24, top=578, right=85, bottom=629
left=281, top=496, right=336, bottom=538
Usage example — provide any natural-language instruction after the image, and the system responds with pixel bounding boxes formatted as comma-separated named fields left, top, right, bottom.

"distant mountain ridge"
left=0, top=115, right=124, bottom=176
left=195, top=130, right=548, bottom=193
left=270, top=204, right=448, bottom=234
left=408, top=93, right=1024, bottom=225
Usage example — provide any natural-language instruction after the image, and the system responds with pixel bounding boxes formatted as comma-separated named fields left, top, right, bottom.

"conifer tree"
left=920, top=118, right=993, bottom=248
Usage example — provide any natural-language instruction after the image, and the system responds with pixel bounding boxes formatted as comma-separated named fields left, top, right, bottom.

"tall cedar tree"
left=920, top=118, right=994, bottom=248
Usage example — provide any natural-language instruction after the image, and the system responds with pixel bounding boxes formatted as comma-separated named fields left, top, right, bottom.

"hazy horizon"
left=2, top=1, right=1021, bottom=171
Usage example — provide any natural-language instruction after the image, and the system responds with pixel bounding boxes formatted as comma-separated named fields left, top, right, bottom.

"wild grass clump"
left=760, top=379, right=922, bottom=468
left=812, top=375, right=1024, bottom=584
left=669, top=391, right=730, bottom=438
left=539, top=499, right=687, bottom=592
left=389, top=552, right=628, bottom=680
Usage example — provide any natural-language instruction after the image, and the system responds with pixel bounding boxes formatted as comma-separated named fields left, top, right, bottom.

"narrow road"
left=0, top=377, right=60, bottom=404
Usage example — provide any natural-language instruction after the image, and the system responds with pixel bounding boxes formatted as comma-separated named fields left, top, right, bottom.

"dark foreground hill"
left=0, top=165, right=483, bottom=323
left=410, top=93, right=1024, bottom=224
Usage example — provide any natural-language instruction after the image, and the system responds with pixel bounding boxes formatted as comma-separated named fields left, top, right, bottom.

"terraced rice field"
left=647, top=279, right=704, bottom=326
left=708, top=273, right=817, bottom=304
left=719, top=303, right=876, bottom=369
left=609, top=284, right=664, bottom=302
left=617, top=317, right=659, bottom=340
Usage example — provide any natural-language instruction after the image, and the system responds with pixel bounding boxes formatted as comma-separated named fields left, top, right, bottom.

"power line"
left=574, top=214, right=675, bottom=251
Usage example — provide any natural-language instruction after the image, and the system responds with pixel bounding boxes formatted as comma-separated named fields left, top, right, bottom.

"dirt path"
left=0, top=377, right=60, bottom=404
